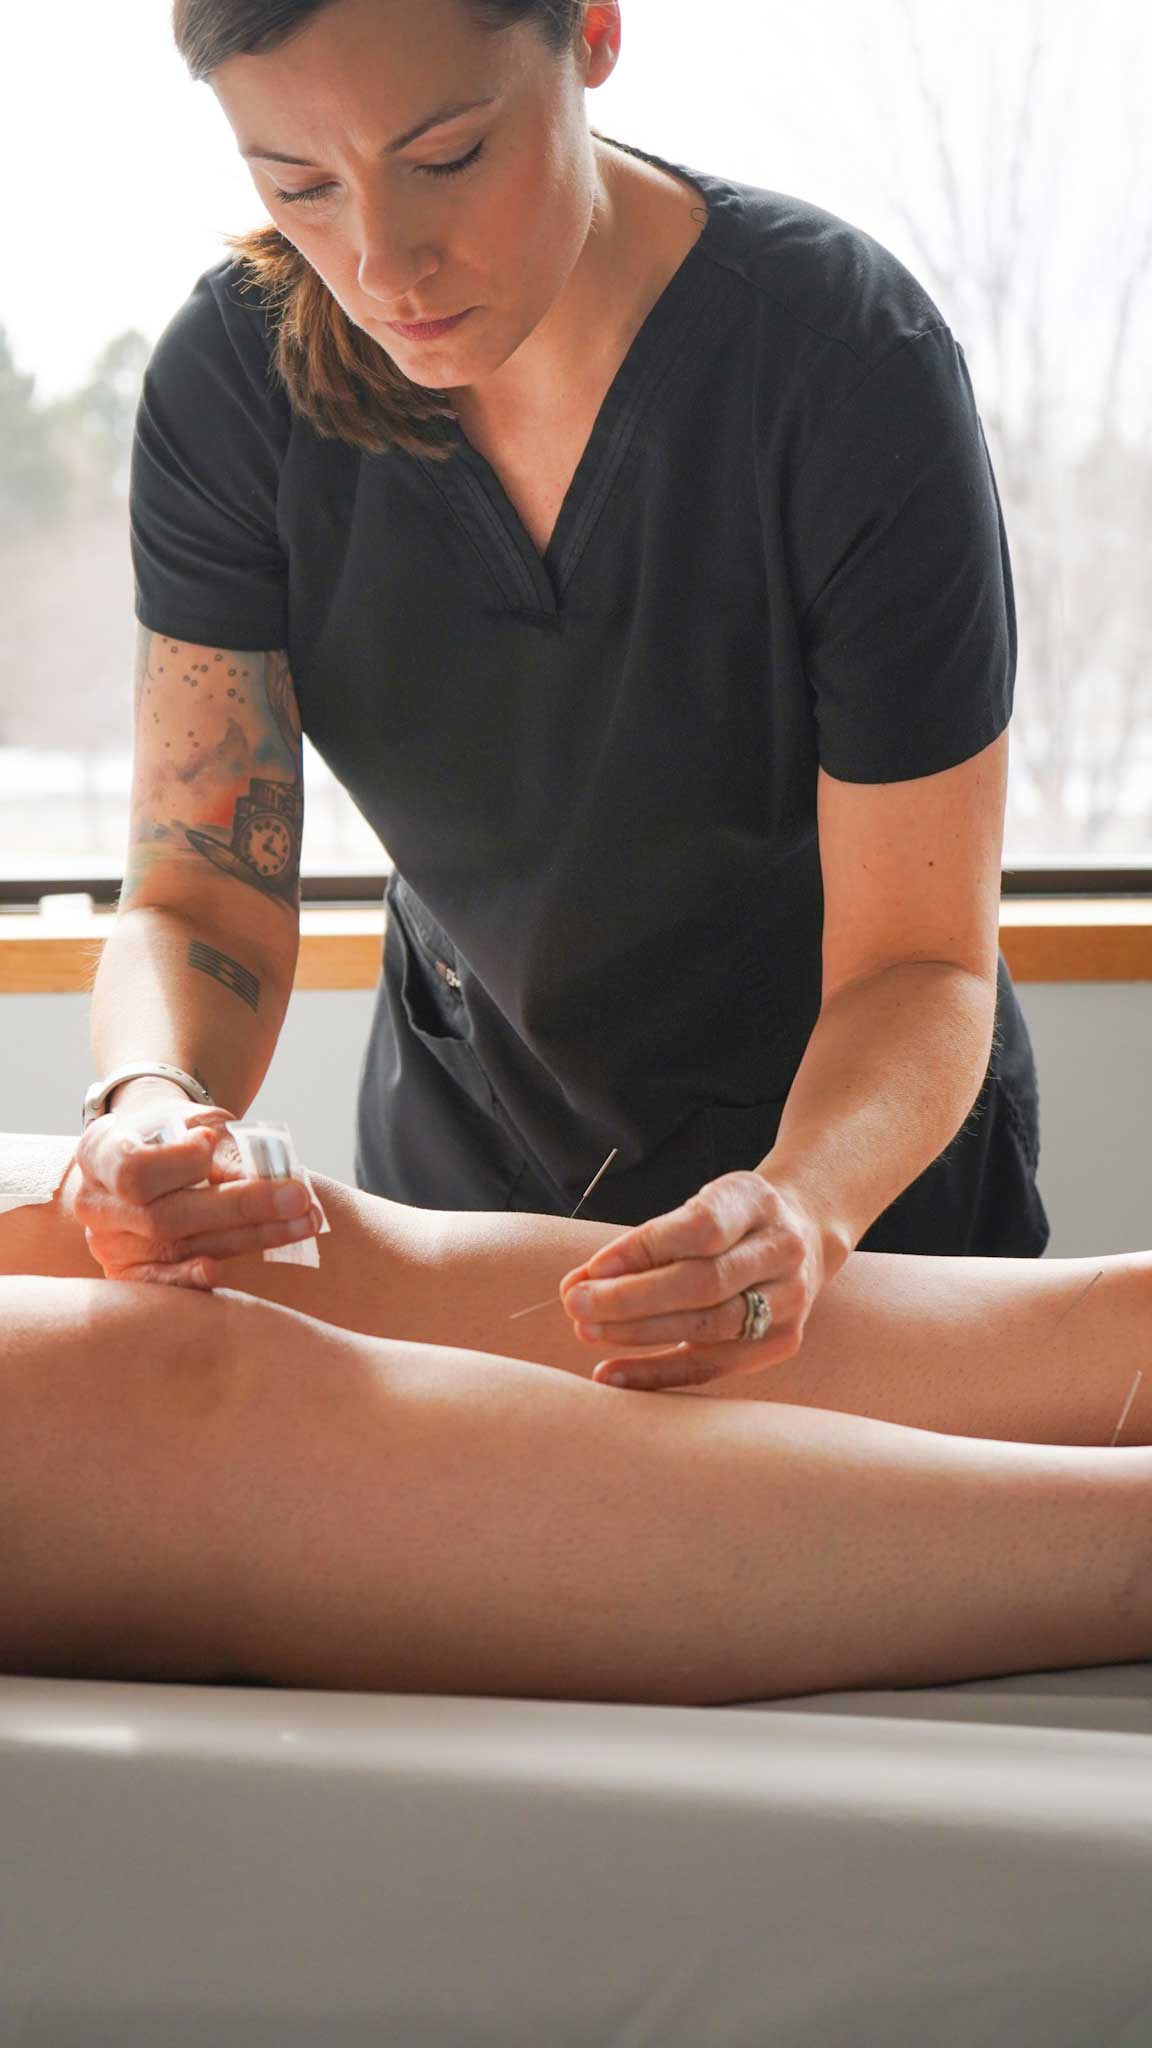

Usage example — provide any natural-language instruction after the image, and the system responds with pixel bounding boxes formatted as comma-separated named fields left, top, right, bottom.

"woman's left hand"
left=559, top=1171, right=839, bottom=1392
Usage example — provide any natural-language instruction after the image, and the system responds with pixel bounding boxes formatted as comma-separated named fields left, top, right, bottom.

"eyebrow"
left=240, top=95, right=498, bottom=166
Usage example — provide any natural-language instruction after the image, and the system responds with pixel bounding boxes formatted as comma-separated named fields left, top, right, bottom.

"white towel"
left=0, top=1133, right=76, bottom=1213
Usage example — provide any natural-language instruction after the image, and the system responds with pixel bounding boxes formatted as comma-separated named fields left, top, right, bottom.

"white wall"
left=1018, top=983, right=1151, bottom=1254
left=0, top=988, right=374, bottom=1190
left=0, top=982, right=1149, bottom=1257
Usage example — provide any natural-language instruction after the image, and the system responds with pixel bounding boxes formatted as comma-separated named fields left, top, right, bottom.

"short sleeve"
left=788, top=324, right=1016, bottom=783
left=130, top=265, right=291, bottom=651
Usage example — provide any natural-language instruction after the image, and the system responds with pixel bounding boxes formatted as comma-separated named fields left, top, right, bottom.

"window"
left=3, top=0, right=1149, bottom=888
left=1, top=1, right=380, bottom=888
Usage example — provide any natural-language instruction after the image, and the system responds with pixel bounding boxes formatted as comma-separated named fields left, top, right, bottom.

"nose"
left=355, top=204, right=440, bottom=310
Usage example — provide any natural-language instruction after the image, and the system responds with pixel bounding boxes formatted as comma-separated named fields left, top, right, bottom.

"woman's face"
left=212, top=0, right=620, bottom=389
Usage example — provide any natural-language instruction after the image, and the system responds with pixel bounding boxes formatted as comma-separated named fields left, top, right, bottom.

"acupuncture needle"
left=1047, top=1268, right=1140, bottom=1443
left=1048, top=1269, right=1141, bottom=1444
left=508, top=1146, right=619, bottom=1322
left=1050, top=1266, right=1105, bottom=1330
left=1109, top=1368, right=1143, bottom=1447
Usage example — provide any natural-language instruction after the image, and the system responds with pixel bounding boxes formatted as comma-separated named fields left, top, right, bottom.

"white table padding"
left=1, top=1664, right=1150, bottom=2046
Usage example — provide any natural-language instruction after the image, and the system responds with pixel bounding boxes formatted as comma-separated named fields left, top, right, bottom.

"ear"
left=580, top=2, right=622, bottom=88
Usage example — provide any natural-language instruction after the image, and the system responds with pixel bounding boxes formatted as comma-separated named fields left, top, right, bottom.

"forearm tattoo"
left=128, top=631, right=305, bottom=906
left=187, top=940, right=262, bottom=1013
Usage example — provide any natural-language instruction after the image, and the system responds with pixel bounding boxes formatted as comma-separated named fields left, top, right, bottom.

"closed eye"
left=420, top=140, right=486, bottom=179
left=273, top=182, right=336, bottom=207
left=274, top=140, right=486, bottom=207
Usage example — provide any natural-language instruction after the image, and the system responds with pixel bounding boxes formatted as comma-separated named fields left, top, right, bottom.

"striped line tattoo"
left=187, top=940, right=261, bottom=1013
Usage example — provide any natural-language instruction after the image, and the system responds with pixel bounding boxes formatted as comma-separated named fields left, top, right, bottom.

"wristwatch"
left=82, top=1062, right=215, bottom=1130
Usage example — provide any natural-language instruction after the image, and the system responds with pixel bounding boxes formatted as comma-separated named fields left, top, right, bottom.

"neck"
left=455, top=140, right=701, bottom=430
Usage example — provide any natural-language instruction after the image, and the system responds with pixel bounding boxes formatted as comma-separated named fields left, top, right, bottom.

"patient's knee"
left=0, top=1273, right=239, bottom=1419
left=0, top=1276, right=250, bottom=1681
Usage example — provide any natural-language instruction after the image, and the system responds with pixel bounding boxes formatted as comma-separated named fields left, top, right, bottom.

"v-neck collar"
left=415, top=148, right=746, bottom=621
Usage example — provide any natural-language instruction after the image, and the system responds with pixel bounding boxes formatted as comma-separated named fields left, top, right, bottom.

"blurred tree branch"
left=872, top=0, right=1152, bottom=855
left=0, top=325, right=150, bottom=539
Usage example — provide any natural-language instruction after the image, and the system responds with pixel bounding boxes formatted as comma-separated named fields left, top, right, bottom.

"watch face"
left=237, top=812, right=293, bottom=879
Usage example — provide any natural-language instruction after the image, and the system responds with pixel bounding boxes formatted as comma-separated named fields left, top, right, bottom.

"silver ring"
left=740, top=1287, right=773, bottom=1342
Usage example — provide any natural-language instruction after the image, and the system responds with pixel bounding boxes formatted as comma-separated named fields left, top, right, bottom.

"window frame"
left=1, top=864, right=1151, bottom=911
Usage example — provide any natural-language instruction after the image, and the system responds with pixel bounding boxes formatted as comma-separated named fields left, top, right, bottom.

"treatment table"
left=2, top=1662, right=1150, bottom=2044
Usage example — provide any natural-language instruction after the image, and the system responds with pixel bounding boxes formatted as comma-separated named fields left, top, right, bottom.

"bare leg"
left=3, top=1157, right=1149, bottom=1446
left=1, top=1274, right=1150, bottom=1703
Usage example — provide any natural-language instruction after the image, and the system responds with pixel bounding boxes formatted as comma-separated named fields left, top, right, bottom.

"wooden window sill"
left=1, top=900, right=1151, bottom=995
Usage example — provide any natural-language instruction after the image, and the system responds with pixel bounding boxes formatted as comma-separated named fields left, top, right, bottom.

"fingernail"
left=272, top=1184, right=308, bottom=1217
left=566, top=1286, right=592, bottom=1316
left=309, top=1204, right=325, bottom=1233
left=140, top=1116, right=187, bottom=1148
left=592, top=1254, right=626, bottom=1278
left=601, top=1369, right=630, bottom=1388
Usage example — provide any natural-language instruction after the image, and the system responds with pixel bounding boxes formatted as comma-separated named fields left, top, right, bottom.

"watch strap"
left=82, top=1062, right=215, bottom=1130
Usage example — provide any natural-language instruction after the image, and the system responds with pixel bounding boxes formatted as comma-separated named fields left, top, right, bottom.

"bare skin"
left=1, top=1153, right=1150, bottom=1703
left=2, top=1274, right=1149, bottom=1705
left=17, top=1147, right=1148, bottom=1446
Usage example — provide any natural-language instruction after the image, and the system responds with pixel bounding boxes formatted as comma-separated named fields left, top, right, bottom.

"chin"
left=396, top=331, right=520, bottom=393
left=386, top=347, right=473, bottom=393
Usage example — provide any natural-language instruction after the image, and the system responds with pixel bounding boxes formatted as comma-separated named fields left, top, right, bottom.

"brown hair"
left=173, top=0, right=588, bottom=457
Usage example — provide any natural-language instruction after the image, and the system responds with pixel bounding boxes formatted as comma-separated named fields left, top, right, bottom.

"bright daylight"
left=3, top=0, right=1151, bottom=874
left=2, top=6, right=1152, bottom=2045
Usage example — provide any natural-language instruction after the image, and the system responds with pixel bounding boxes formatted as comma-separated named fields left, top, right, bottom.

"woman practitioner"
left=1, top=1119, right=1148, bottom=1702
left=82, top=0, right=1047, bottom=1392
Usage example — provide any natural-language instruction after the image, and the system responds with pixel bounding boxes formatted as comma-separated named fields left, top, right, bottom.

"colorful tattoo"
left=126, top=633, right=304, bottom=907
left=265, top=649, right=303, bottom=755
left=185, top=776, right=303, bottom=904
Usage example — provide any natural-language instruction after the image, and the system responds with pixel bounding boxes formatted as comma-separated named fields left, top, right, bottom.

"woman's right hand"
left=70, top=1099, right=321, bottom=1288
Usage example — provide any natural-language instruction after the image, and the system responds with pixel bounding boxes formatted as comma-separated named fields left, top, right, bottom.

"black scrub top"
left=130, top=144, right=1049, bottom=1254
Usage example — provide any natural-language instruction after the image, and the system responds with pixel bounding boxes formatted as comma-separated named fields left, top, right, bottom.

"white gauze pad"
left=226, top=1120, right=330, bottom=1267
left=0, top=1133, right=77, bottom=1214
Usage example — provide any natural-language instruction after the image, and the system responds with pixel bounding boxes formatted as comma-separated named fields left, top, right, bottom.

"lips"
left=386, top=309, right=473, bottom=342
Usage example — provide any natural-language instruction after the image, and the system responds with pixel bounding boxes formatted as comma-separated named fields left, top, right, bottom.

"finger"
left=186, top=1112, right=246, bottom=1183
left=581, top=1173, right=773, bottom=1280
left=182, top=1106, right=239, bottom=1134
left=592, top=1347, right=722, bottom=1393
left=150, top=1175, right=313, bottom=1242
left=163, top=1213, right=320, bottom=1263
left=105, top=1258, right=220, bottom=1291
left=95, top=1212, right=321, bottom=1276
left=82, top=1183, right=317, bottom=1272
left=76, top=1190, right=162, bottom=1247
left=88, top=1123, right=219, bottom=1207
left=571, top=1295, right=750, bottom=1351
left=87, top=1222, right=212, bottom=1279
left=84, top=1222, right=163, bottom=1268
left=132, top=1104, right=235, bottom=1146
left=168, top=1108, right=245, bottom=1180
left=597, top=1317, right=809, bottom=1388
left=562, top=1242, right=799, bottom=1326
left=207, top=1140, right=246, bottom=1185
left=82, top=1174, right=313, bottom=1250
